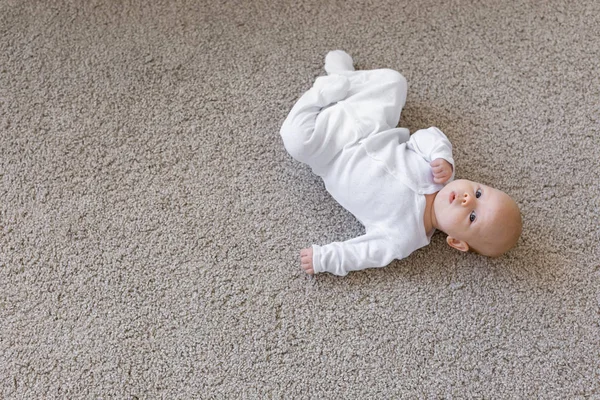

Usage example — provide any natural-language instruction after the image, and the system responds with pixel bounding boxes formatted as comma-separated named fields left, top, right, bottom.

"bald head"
left=433, top=179, right=522, bottom=257
left=468, top=190, right=522, bottom=257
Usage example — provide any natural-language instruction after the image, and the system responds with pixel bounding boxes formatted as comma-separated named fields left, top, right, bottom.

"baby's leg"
left=281, top=52, right=408, bottom=172
left=324, top=51, right=408, bottom=137
left=280, top=74, right=352, bottom=171
left=342, top=68, right=407, bottom=136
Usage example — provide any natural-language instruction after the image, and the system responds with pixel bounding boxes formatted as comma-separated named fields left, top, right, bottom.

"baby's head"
left=433, top=179, right=522, bottom=257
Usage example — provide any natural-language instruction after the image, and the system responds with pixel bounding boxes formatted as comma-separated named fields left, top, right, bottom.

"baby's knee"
left=280, top=122, right=308, bottom=162
left=379, top=68, right=407, bottom=88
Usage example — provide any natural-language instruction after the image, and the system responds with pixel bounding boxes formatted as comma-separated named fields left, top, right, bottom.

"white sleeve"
left=407, top=126, right=455, bottom=171
left=311, top=230, right=398, bottom=276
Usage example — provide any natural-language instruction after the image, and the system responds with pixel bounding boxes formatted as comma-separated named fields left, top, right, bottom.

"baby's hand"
left=430, top=158, right=453, bottom=184
left=300, top=248, right=314, bottom=275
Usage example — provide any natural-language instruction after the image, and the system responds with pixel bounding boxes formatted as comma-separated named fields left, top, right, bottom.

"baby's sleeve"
left=312, top=230, right=399, bottom=276
left=407, top=127, right=455, bottom=171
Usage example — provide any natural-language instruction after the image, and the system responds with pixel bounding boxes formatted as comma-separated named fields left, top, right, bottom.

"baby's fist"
left=300, top=248, right=314, bottom=275
left=430, top=158, right=453, bottom=184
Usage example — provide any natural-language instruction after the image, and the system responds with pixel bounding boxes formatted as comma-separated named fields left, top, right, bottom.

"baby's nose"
left=462, top=193, right=472, bottom=206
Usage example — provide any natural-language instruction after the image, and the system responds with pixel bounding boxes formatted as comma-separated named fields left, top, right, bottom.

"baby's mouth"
left=449, top=192, right=456, bottom=204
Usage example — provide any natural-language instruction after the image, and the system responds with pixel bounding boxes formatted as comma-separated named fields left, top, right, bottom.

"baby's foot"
left=324, top=50, right=355, bottom=75
left=300, top=247, right=314, bottom=275
left=313, top=74, right=350, bottom=105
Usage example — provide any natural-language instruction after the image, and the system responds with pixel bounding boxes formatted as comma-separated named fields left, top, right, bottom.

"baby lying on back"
left=280, top=50, right=522, bottom=276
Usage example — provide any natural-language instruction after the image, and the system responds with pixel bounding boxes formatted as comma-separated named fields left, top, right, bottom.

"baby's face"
left=433, top=179, right=521, bottom=255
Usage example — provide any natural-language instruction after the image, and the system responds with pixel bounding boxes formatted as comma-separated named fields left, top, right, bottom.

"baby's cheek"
left=442, top=214, right=464, bottom=235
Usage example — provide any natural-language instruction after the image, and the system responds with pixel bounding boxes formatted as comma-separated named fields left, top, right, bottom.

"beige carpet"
left=1, top=0, right=599, bottom=397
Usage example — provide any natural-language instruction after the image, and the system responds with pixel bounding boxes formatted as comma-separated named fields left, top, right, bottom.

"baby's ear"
left=446, top=236, right=470, bottom=252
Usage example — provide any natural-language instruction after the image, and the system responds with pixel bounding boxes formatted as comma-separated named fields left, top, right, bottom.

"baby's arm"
left=300, top=231, right=397, bottom=276
left=407, top=127, right=455, bottom=182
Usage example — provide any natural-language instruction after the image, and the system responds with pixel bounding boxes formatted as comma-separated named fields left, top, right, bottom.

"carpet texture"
left=1, top=0, right=599, bottom=398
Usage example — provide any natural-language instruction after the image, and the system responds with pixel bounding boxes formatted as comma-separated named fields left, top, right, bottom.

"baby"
left=280, top=50, right=522, bottom=276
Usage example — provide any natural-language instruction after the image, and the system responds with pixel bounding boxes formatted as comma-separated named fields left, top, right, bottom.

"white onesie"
left=280, top=52, right=455, bottom=276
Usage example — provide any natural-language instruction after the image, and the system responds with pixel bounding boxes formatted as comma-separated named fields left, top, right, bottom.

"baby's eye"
left=469, top=211, right=476, bottom=223
left=475, top=189, right=482, bottom=198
